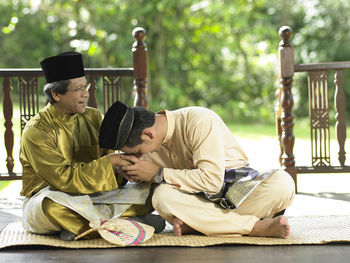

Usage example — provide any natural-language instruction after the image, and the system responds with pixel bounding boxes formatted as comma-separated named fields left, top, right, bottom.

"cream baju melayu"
left=146, top=106, right=295, bottom=236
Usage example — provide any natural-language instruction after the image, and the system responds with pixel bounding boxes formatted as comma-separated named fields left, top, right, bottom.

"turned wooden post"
left=3, top=77, right=15, bottom=174
left=334, top=71, right=347, bottom=166
left=132, top=27, right=148, bottom=108
left=88, top=75, right=98, bottom=109
left=275, top=88, right=283, bottom=165
left=278, top=26, right=297, bottom=185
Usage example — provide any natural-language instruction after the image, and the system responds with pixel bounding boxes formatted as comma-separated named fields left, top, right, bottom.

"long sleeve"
left=148, top=107, right=248, bottom=195
left=20, top=105, right=120, bottom=197
left=20, top=127, right=117, bottom=196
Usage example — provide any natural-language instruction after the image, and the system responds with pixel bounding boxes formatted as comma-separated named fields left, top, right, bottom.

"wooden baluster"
left=278, top=26, right=297, bottom=186
left=132, top=27, right=148, bottom=108
left=334, top=71, right=346, bottom=166
left=19, top=76, right=39, bottom=134
left=88, top=75, right=98, bottom=109
left=275, top=86, right=283, bottom=165
left=103, top=76, right=116, bottom=114
left=3, top=77, right=14, bottom=175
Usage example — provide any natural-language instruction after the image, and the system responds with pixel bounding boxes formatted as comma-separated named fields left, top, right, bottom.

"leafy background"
left=1, top=0, right=350, bottom=124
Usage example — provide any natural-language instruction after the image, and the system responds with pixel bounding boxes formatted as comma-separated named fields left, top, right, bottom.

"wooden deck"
left=1, top=176, right=350, bottom=263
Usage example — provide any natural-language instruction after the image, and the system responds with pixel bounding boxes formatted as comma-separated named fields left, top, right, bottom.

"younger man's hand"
left=120, top=155, right=159, bottom=183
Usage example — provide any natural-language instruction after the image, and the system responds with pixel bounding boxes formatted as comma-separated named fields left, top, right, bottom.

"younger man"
left=99, top=101, right=295, bottom=238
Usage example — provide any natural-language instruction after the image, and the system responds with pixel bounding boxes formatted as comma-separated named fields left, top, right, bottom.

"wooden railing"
left=1, top=27, right=148, bottom=180
left=276, top=26, right=349, bottom=190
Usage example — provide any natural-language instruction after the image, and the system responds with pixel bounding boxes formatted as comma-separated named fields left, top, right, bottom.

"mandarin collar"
left=47, top=103, right=78, bottom=122
left=157, top=109, right=175, bottom=146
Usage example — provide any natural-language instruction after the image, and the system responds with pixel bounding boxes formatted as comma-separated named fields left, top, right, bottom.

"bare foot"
left=248, top=216, right=290, bottom=239
left=173, top=217, right=196, bottom=237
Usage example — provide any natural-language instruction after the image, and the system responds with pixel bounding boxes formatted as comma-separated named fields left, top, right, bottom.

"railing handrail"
left=0, top=68, right=134, bottom=77
left=295, top=61, right=350, bottom=72
left=277, top=26, right=349, bottom=193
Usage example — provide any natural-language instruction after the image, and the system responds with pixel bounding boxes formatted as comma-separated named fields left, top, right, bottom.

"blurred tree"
left=0, top=0, right=350, bottom=124
left=281, top=0, right=350, bottom=121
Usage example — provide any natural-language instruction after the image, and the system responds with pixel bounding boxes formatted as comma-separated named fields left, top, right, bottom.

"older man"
left=99, top=100, right=295, bottom=238
left=20, top=52, right=164, bottom=241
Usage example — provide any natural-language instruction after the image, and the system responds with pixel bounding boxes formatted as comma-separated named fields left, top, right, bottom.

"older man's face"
left=55, top=76, right=89, bottom=115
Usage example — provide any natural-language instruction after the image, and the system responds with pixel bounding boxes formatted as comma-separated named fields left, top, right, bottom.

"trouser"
left=42, top=187, right=154, bottom=237
left=152, top=170, right=295, bottom=236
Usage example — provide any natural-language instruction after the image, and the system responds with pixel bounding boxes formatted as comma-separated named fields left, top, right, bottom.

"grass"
left=0, top=107, right=350, bottom=195
left=0, top=181, right=12, bottom=191
left=228, top=119, right=303, bottom=140
left=0, top=105, right=349, bottom=176
left=1, top=103, right=348, bottom=141
left=229, top=119, right=350, bottom=141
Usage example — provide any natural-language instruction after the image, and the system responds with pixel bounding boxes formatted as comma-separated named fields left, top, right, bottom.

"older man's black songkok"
left=99, top=101, right=135, bottom=150
left=40, top=51, right=85, bottom=83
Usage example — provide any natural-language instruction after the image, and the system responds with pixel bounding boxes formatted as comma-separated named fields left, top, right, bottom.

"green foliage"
left=283, top=0, right=350, bottom=121
left=0, top=181, right=12, bottom=191
left=1, top=0, right=350, bottom=123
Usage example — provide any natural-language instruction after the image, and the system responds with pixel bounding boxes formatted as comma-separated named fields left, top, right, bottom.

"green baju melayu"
left=20, top=104, right=151, bottom=234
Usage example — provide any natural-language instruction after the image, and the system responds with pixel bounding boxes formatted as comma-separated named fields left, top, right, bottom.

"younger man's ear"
left=142, top=128, right=154, bottom=139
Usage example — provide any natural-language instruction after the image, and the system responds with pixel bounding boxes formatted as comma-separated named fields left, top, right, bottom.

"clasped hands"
left=108, top=153, right=158, bottom=183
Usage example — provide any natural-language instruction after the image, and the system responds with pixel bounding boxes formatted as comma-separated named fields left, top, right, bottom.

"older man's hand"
left=107, top=153, right=133, bottom=167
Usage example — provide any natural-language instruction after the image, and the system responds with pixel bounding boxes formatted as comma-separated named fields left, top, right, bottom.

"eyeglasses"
left=67, top=83, right=91, bottom=95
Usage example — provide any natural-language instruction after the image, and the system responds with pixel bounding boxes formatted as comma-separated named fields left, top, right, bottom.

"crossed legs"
left=41, top=188, right=155, bottom=239
left=152, top=170, right=295, bottom=238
